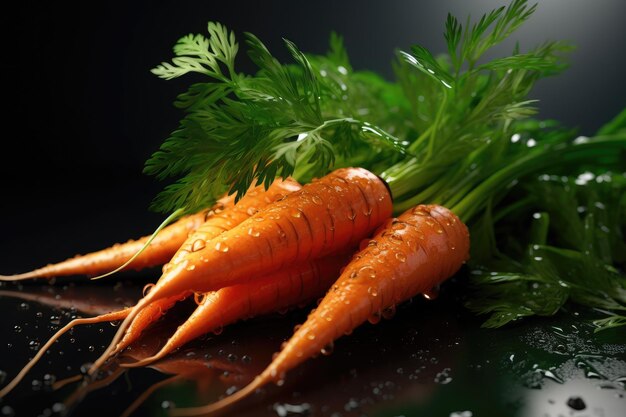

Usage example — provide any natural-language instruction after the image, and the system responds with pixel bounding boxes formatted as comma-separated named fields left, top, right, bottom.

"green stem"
left=451, top=136, right=626, bottom=222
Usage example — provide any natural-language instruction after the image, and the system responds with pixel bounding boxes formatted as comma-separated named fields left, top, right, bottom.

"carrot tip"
left=0, top=271, right=44, bottom=281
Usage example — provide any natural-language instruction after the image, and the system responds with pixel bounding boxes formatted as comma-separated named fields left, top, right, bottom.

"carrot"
left=0, top=211, right=211, bottom=281
left=168, top=204, right=469, bottom=416
left=0, top=178, right=302, bottom=398
left=122, top=251, right=352, bottom=368
left=89, top=167, right=392, bottom=375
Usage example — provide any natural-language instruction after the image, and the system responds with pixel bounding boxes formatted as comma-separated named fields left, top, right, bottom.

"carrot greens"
left=146, top=0, right=626, bottom=329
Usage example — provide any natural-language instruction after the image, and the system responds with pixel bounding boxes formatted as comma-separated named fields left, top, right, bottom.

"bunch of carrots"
left=0, top=168, right=470, bottom=416
left=2, top=0, right=626, bottom=415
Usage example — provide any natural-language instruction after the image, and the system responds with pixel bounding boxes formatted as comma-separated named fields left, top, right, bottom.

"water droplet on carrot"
left=321, top=342, right=334, bottom=356
left=186, top=264, right=196, bottom=271
left=347, top=211, right=357, bottom=221
left=194, top=293, right=205, bottom=305
left=368, top=311, right=382, bottom=324
left=247, top=228, right=260, bottom=237
left=291, top=210, right=302, bottom=218
left=254, top=216, right=264, bottom=222
left=395, top=252, right=407, bottom=262
left=392, top=221, right=406, bottom=231
left=143, top=283, right=155, bottom=297
left=412, top=206, right=430, bottom=216
left=191, top=239, right=205, bottom=252
left=359, top=266, right=376, bottom=279
left=389, top=233, right=403, bottom=243
left=213, top=326, right=223, bottom=335
left=246, top=207, right=258, bottom=216
left=214, top=242, right=229, bottom=252
left=382, top=305, right=396, bottom=319
left=311, top=195, right=323, bottom=205
left=368, top=286, right=378, bottom=297
left=306, top=333, right=316, bottom=341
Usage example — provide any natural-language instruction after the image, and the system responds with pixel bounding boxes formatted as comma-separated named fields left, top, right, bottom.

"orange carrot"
left=0, top=211, right=211, bottom=281
left=122, top=251, right=352, bottom=368
left=169, top=204, right=469, bottom=416
left=90, top=167, right=392, bottom=375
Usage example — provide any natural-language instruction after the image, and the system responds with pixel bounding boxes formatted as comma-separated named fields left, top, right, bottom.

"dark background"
left=1, top=0, right=625, bottom=278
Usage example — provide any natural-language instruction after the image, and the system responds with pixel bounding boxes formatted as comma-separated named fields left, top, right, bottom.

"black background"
left=1, top=0, right=625, bottom=280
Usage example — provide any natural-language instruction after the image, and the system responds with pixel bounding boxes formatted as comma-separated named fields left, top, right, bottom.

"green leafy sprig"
left=146, top=24, right=406, bottom=214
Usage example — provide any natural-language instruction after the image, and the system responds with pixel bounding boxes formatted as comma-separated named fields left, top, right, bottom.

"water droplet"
left=246, top=207, right=258, bottom=216
left=186, top=264, right=196, bottom=271
left=368, top=310, right=382, bottom=324
left=214, top=241, right=229, bottom=252
left=88, top=345, right=95, bottom=352
left=191, top=239, right=205, bottom=252
left=423, top=286, right=440, bottom=300
left=359, top=266, right=376, bottom=279
left=435, top=368, right=452, bottom=384
left=19, top=302, right=29, bottom=311
left=254, top=216, right=264, bottom=222
left=321, top=341, right=334, bottom=356
left=435, top=227, right=444, bottom=234
left=382, top=305, right=396, bottom=319
left=13, top=325, right=21, bottom=333
left=367, top=286, right=378, bottom=297
left=389, top=233, right=403, bottom=243
left=347, top=211, right=357, bottom=221
left=143, top=283, right=155, bottom=297
left=213, top=325, right=223, bottom=335
left=161, top=401, right=175, bottom=410
left=247, top=228, right=260, bottom=237
left=311, top=195, right=323, bottom=205
left=566, top=396, right=586, bottom=411
left=306, top=333, right=316, bottom=341
left=52, top=403, right=65, bottom=413
left=395, top=252, right=406, bottom=263
left=412, top=207, right=430, bottom=216
left=1, top=406, right=15, bottom=417
left=291, top=210, right=302, bottom=218
left=194, top=293, right=206, bottom=305
left=242, top=355, right=252, bottom=364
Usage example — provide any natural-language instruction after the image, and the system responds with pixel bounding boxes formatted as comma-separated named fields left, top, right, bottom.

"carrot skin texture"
left=169, top=205, right=468, bottom=416
left=125, top=252, right=352, bottom=367
left=150, top=168, right=392, bottom=300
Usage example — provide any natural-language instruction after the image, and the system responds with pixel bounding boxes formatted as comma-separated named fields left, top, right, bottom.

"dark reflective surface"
left=0, top=276, right=624, bottom=417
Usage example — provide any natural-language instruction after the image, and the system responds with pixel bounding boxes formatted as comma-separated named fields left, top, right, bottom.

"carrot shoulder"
left=170, top=204, right=469, bottom=416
